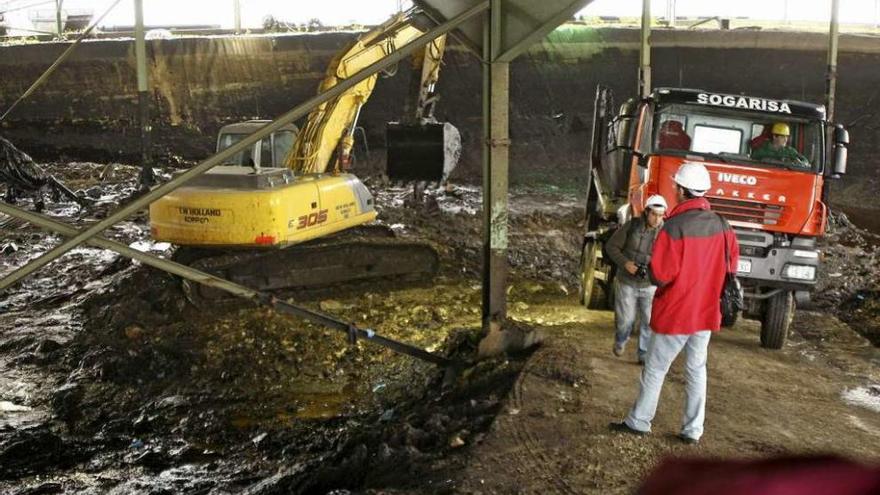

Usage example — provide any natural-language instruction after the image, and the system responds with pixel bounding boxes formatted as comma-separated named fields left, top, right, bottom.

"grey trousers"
left=624, top=330, right=712, bottom=440
left=614, top=281, right=656, bottom=360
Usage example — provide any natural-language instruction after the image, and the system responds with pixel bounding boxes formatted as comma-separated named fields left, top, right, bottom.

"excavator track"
left=172, top=225, right=440, bottom=307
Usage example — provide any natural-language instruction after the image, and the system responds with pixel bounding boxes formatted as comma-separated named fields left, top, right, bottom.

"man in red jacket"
left=611, top=162, right=739, bottom=444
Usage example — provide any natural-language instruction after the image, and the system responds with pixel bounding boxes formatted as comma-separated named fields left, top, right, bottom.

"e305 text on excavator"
left=148, top=9, right=461, bottom=303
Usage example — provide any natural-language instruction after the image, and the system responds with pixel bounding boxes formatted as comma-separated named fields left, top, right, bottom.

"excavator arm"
left=287, top=11, right=451, bottom=176
left=404, top=32, right=447, bottom=124
left=149, top=10, right=457, bottom=300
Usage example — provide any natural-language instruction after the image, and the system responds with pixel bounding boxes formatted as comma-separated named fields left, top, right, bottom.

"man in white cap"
left=610, top=162, right=739, bottom=445
left=605, top=194, right=668, bottom=364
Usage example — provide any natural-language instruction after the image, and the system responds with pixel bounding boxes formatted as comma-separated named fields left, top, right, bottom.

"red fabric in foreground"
left=638, top=456, right=880, bottom=495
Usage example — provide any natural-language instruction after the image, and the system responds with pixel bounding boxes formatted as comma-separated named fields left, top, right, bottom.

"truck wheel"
left=760, top=290, right=794, bottom=349
left=579, top=240, right=600, bottom=308
left=579, top=240, right=613, bottom=309
left=721, top=311, right=738, bottom=328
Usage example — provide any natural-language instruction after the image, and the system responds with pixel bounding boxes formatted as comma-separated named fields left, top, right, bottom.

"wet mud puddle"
left=1, top=164, right=574, bottom=492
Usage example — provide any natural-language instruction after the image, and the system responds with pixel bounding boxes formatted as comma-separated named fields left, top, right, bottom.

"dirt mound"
left=815, top=211, right=880, bottom=345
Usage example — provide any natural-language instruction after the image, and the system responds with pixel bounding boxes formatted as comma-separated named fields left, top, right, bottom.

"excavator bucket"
left=386, top=122, right=461, bottom=182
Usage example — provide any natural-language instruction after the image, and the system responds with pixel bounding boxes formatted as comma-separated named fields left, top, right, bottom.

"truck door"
left=627, top=102, right=655, bottom=211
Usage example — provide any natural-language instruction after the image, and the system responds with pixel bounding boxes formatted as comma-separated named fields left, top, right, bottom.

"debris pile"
left=815, top=211, right=880, bottom=345
left=0, top=136, right=86, bottom=210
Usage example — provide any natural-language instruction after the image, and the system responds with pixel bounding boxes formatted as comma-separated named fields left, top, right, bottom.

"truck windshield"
left=652, top=104, right=823, bottom=172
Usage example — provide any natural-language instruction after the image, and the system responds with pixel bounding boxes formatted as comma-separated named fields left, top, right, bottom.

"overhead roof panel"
left=413, top=0, right=594, bottom=61
left=413, top=0, right=486, bottom=55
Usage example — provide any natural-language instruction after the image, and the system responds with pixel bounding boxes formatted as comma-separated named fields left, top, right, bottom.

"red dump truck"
left=580, top=87, right=849, bottom=349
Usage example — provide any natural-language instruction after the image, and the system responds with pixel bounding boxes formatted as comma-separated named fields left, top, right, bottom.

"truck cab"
left=581, top=87, right=849, bottom=349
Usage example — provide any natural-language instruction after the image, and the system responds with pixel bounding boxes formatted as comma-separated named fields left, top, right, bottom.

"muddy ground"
left=0, top=161, right=879, bottom=494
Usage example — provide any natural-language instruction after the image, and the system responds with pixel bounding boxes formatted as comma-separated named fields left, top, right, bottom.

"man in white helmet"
left=605, top=194, right=668, bottom=364
left=611, top=161, right=739, bottom=445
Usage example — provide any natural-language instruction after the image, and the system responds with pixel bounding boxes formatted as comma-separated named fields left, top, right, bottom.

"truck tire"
left=579, top=240, right=601, bottom=308
left=760, top=290, right=794, bottom=349
left=721, top=311, right=738, bottom=328
left=579, top=240, right=613, bottom=310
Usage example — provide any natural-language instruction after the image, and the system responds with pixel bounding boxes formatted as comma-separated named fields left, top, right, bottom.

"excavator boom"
left=387, top=28, right=461, bottom=183
left=149, top=8, right=459, bottom=299
left=288, top=11, right=459, bottom=180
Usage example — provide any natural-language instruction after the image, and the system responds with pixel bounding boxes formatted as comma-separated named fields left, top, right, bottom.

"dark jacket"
left=648, top=197, right=739, bottom=334
left=606, top=216, right=661, bottom=288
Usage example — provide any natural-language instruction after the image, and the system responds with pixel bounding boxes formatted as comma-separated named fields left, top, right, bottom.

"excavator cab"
left=149, top=9, right=456, bottom=301
left=216, top=120, right=297, bottom=168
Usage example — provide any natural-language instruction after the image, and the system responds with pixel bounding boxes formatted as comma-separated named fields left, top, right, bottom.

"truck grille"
left=708, top=198, right=786, bottom=226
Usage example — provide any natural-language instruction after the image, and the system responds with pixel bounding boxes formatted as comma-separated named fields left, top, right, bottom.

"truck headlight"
left=793, top=250, right=819, bottom=259
left=783, top=264, right=816, bottom=280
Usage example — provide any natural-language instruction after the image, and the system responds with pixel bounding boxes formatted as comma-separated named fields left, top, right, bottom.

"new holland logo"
left=696, top=93, right=792, bottom=114
left=717, top=173, right=757, bottom=185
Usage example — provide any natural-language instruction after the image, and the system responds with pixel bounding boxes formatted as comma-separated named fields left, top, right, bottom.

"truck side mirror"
left=615, top=98, right=639, bottom=150
left=630, top=150, right=649, bottom=168
left=616, top=116, right=635, bottom=149
left=834, top=125, right=849, bottom=146
left=831, top=125, right=848, bottom=177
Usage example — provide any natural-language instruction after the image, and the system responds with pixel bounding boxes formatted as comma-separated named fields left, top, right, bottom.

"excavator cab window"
left=217, top=133, right=255, bottom=166
left=259, top=136, right=273, bottom=167
left=272, top=131, right=295, bottom=167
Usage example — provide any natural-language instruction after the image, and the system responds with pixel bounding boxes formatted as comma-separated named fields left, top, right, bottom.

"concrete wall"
left=0, top=28, right=877, bottom=184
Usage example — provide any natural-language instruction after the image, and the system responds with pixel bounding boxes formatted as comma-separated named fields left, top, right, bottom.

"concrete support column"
left=639, top=0, right=651, bottom=98
left=234, top=0, right=242, bottom=34
left=478, top=0, right=540, bottom=358
left=482, top=61, right=509, bottom=330
left=55, top=0, right=64, bottom=39
left=826, top=0, right=840, bottom=124
left=481, top=0, right=509, bottom=327
left=875, top=0, right=879, bottom=29
left=134, top=0, right=154, bottom=187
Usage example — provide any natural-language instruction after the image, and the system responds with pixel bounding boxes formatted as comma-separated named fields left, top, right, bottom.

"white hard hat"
left=645, top=194, right=668, bottom=211
left=673, top=162, right=711, bottom=196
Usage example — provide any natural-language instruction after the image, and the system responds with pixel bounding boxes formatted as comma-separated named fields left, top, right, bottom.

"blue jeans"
left=614, top=281, right=656, bottom=361
left=624, top=330, right=712, bottom=440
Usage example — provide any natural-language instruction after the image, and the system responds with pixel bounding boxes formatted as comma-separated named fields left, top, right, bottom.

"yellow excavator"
left=148, top=10, right=460, bottom=301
